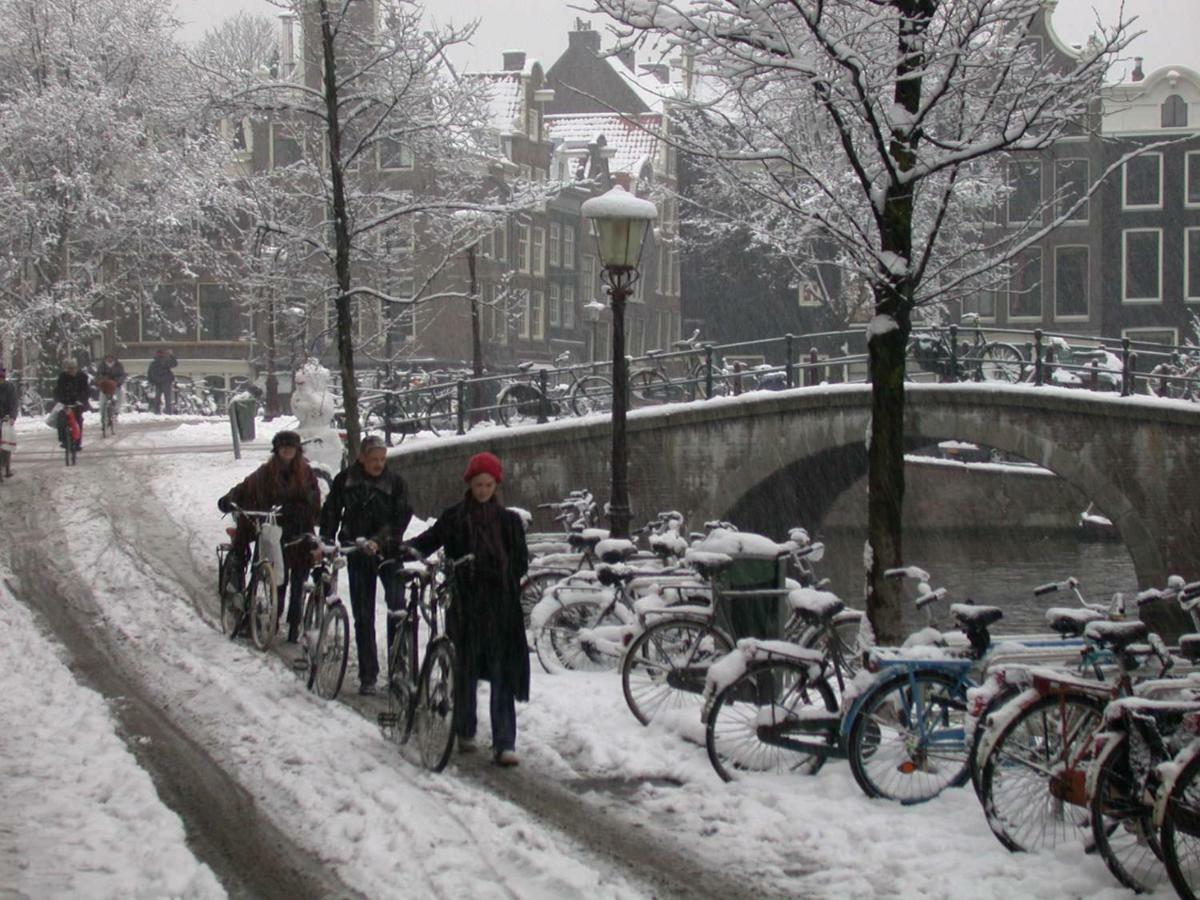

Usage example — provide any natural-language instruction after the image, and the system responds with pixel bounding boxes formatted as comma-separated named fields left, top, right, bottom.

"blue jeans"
left=457, top=649, right=516, bottom=753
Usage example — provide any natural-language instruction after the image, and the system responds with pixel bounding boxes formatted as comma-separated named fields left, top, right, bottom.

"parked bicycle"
left=217, top=503, right=283, bottom=651
left=909, top=313, right=1025, bottom=383
left=376, top=549, right=466, bottom=773
left=496, top=355, right=612, bottom=426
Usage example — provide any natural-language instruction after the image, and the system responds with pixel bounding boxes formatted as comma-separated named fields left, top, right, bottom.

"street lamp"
left=581, top=185, right=657, bottom=539
left=583, top=300, right=605, bottom=364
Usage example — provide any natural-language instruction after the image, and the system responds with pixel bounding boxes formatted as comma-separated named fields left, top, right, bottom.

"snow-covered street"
left=0, top=413, right=1170, bottom=898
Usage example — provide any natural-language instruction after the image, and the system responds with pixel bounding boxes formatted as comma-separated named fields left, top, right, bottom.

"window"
left=532, top=226, right=545, bottom=276
left=517, top=224, right=530, bottom=273
left=1123, top=153, right=1162, bottom=209
left=1187, top=152, right=1200, bottom=207
left=656, top=244, right=667, bottom=295
left=378, top=136, right=414, bottom=170
left=1053, top=246, right=1089, bottom=319
left=1162, top=94, right=1189, bottom=128
left=199, top=284, right=237, bottom=340
left=630, top=317, right=644, bottom=357
left=1054, top=158, right=1090, bottom=223
left=1124, top=327, right=1178, bottom=347
left=549, top=223, right=561, bottom=267
left=671, top=250, right=681, bottom=296
left=271, top=122, right=301, bottom=169
left=388, top=278, right=416, bottom=343
left=1123, top=229, right=1162, bottom=302
left=583, top=253, right=598, bottom=298
left=1007, top=250, right=1042, bottom=320
left=548, top=283, right=561, bottom=327
left=526, top=108, right=539, bottom=141
left=1006, top=160, right=1041, bottom=225
left=562, top=284, right=576, bottom=329
left=530, top=290, right=545, bottom=340
left=1187, top=229, right=1200, bottom=302
left=963, top=291, right=996, bottom=320
left=517, top=289, right=530, bottom=339
left=144, top=284, right=195, bottom=341
left=562, top=226, right=575, bottom=269
left=494, top=224, right=508, bottom=262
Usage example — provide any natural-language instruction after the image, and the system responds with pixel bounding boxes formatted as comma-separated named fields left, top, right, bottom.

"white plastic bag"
left=260, top=522, right=286, bottom=576
left=44, top=402, right=63, bottom=429
left=0, top=419, right=14, bottom=451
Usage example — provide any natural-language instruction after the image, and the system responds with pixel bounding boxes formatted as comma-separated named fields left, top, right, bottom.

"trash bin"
left=230, top=396, right=257, bottom=442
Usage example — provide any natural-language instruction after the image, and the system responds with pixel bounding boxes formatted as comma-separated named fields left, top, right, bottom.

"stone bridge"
left=393, top=384, right=1200, bottom=630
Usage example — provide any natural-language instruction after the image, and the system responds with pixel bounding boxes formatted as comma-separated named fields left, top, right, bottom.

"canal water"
left=816, top=527, right=1137, bottom=634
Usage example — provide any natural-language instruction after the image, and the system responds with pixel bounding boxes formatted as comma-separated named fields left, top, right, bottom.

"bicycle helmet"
left=272, top=430, right=302, bottom=451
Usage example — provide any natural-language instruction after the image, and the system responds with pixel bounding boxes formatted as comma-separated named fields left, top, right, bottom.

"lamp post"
left=581, top=185, right=657, bottom=539
left=583, top=300, right=605, bottom=364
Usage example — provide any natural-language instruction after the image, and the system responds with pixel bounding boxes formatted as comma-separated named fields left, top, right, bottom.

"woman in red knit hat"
left=406, top=451, right=529, bottom=766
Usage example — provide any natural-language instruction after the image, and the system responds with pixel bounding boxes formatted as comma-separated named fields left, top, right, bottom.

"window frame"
left=517, top=288, right=530, bottom=339
left=548, top=222, right=561, bottom=268
left=530, top=289, right=544, bottom=340
left=1054, top=157, right=1090, bottom=224
left=1122, top=152, right=1163, bottom=210
left=1186, top=152, right=1200, bottom=209
left=532, top=226, right=546, bottom=276
left=1007, top=248, right=1044, bottom=322
left=1006, top=159, right=1042, bottom=226
left=377, top=136, right=414, bottom=172
left=562, top=283, right=576, bottom=329
left=1162, top=94, right=1189, bottom=129
left=517, top=224, right=530, bottom=274
left=548, top=282, right=561, bottom=328
left=1122, top=228, right=1163, bottom=304
left=1186, top=227, right=1200, bottom=303
left=562, top=225, right=576, bottom=270
left=1052, top=244, right=1090, bottom=321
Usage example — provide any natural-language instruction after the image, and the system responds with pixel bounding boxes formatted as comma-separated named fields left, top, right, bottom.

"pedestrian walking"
left=217, top=430, right=321, bottom=642
left=147, top=349, right=177, bottom=414
left=319, top=435, right=413, bottom=694
left=405, top=452, right=530, bottom=766
left=0, top=367, right=17, bottom=478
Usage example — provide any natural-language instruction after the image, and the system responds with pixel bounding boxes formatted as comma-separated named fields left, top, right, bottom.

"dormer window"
left=1162, top=94, right=1188, bottom=128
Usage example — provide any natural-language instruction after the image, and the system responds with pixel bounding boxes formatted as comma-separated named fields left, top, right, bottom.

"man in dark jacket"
left=0, top=367, right=17, bottom=478
left=320, top=434, right=413, bottom=694
left=147, top=349, right=177, bottom=414
left=53, top=359, right=90, bottom=449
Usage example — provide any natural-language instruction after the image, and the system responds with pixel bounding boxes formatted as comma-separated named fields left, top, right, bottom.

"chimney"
left=616, top=48, right=636, bottom=72
left=503, top=50, right=526, bottom=72
left=279, top=14, right=295, bottom=78
left=1132, top=57, right=1145, bottom=82
left=569, top=24, right=601, bottom=53
left=640, top=63, right=669, bottom=83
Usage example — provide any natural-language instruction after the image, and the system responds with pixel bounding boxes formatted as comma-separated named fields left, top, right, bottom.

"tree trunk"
left=318, top=1, right=360, bottom=459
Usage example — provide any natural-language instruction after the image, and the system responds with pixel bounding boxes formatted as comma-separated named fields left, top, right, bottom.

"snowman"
left=290, top=358, right=344, bottom=482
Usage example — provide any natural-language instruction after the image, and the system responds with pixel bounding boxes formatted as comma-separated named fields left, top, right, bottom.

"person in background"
left=217, top=430, right=321, bottom=642
left=95, top=353, right=127, bottom=418
left=0, top=367, right=17, bottom=477
left=53, top=359, right=90, bottom=450
left=319, top=434, right=412, bottom=695
left=147, top=349, right=177, bottom=414
left=405, top=452, right=529, bottom=767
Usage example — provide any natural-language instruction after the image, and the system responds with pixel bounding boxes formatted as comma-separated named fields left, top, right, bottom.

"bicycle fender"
left=1155, top=741, right=1200, bottom=828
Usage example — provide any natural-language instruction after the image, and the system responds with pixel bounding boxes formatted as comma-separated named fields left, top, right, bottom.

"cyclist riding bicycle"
left=53, top=359, right=90, bottom=451
left=96, top=353, right=127, bottom=419
left=217, top=430, right=322, bottom=643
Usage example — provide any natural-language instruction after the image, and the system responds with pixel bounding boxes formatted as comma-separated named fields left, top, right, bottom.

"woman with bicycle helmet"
left=405, top=452, right=529, bottom=766
left=217, top=430, right=321, bottom=642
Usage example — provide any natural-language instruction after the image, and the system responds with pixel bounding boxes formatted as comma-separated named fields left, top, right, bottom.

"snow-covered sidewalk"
left=0, top=570, right=224, bottom=899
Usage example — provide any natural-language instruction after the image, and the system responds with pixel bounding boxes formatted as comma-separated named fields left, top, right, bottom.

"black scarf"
left=465, top=494, right=507, bottom=578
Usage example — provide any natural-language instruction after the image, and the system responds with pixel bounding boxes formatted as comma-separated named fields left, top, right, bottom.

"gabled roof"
left=545, top=112, right=663, bottom=176
left=471, top=72, right=524, bottom=134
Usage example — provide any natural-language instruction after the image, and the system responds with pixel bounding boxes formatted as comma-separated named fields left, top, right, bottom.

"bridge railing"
left=349, top=324, right=1199, bottom=443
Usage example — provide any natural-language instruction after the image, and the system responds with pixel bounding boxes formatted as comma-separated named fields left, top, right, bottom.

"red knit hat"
left=463, top=452, right=502, bottom=483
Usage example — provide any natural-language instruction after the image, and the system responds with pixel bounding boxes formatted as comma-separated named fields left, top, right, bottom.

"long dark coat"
left=219, top=457, right=321, bottom=568
left=408, top=497, right=530, bottom=701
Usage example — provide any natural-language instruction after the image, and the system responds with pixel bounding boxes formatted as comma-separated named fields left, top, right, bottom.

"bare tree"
left=592, top=0, right=1135, bottom=640
left=196, top=11, right=279, bottom=78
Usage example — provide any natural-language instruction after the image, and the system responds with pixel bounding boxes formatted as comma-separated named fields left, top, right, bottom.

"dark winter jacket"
left=218, top=456, right=322, bottom=568
left=147, top=354, right=177, bottom=387
left=53, top=371, right=91, bottom=410
left=0, top=380, right=17, bottom=421
left=319, top=462, right=412, bottom=548
left=407, top=496, right=530, bottom=701
left=96, top=360, right=127, bottom=387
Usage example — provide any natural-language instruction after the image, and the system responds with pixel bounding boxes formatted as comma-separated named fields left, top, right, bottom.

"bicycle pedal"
left=291, top=657, right=310, bottom=672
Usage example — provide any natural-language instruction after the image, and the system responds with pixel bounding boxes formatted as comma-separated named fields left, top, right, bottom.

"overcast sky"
left=173, top=0, right=1197, bottom=76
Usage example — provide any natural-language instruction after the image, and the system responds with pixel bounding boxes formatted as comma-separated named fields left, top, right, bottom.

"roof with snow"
left=545, top=112, right=662, bottom=175
left=472, top=72, right=524, bottom=134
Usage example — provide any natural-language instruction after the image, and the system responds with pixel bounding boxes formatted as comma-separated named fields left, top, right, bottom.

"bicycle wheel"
left=520, top=570, right=570, bottom=629
left=425, top=395, right=456, bottom=435
left=969, top=685, right=1022, bottom=800
left=248, top=563, right=279, bottom=651
left=218, top=552, right=244, bottom=637
left=622, top=618, right=734, bottom=727
left=705, top=659, right=837, bottom=782
left=414, top=638, right=456, bottom=772
left=847, top=670, right=970, bottom=804
left=976, top=342, right=1025, bottom=383
left=1090, top=731, right=1167, bottom=893
left=797, top=611, right=863, bottom=681
left=497, top=384, right=540, bottom=427
left=629, top=368, right=677, bottom=405
left=311, top=602, right=350, bottom=699
left=1162, top=746, right=1200, bottom=900
left=977, top=692, right=1104, bottom=852
left=569, top=375, right=613, bottom=416
left=384, top=617, right=417, bottom=745
left=534, top=599, right=628, bottom=674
